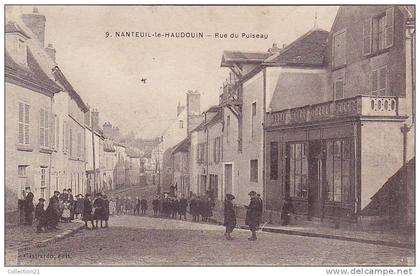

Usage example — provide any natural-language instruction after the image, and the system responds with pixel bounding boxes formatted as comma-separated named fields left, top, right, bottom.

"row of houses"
left=161, top=6, right=415, bottom=227
left=5, top=8, right=146, bottom=223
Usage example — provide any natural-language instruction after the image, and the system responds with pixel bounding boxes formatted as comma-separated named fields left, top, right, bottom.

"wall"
left=325, top=6, right=406, bottom=98
left=360, top=120, right=405, bottom=209
left=207, top=119, right=223, bottom=200
left=5, top=82, right=53, bottom=220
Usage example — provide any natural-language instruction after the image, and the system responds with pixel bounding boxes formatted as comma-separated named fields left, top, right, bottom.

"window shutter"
left=51, top=114, right=55, bottom=149
left=385, top=7, right=394, bottom=48
left=362, top=18, right=372, bottom=55
left=40, top=109, right=44, bottom=146
left=24, top=104, right=29, bottom=144
left=18, top=103, right=24, bottom=144
left=45, top=111, right=49, bottom=147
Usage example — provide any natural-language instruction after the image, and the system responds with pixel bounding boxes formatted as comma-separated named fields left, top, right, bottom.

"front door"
left=308, top=141, right=324, bottom=219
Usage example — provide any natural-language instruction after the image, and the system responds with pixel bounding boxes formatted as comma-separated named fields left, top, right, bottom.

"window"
left=289, top=143, right=308, bottom=199
left=213, top=137, right=221, bottom=163
left=196, top=143, right=206, bottom=164
left=250, top=159, right=258, bottom=182
left=326, top=139, right=352, bottom=202
left=209, top=174, right=218, bottom=200
left=333, top=30, right=346, bottom=67
left=251, top=102, right=257, bottom=138
left=270, top=142, right=279, bottom=180
left=179, top=120, right=184, bottom=129
left=226, top=115, right=230, bottom=143
left=39, top=109, right=49, bottom=147
left=372, top=66, right=387, bottom=95
left=18, top=165, right=28, bottom=177
left=334, top=78, right=345, bottom=99
left=363, top=8, right=394, bottom=55
left=18, top=102, right=30, bottom=145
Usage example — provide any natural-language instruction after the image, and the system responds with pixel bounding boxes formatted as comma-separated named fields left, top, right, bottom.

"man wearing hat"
left=23, top=187, right=35, bottom=225
left=45, top=191, right=60, bottom=230
left=245, top=191, right=262, bottom=241
left=224, top=194, right=236, bottom=240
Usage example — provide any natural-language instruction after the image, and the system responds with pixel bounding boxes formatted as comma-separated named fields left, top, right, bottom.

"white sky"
left=16, top=5, right=338, bottom=138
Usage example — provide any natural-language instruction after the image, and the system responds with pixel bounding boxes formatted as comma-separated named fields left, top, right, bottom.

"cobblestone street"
left=16, top=215, right=414, bottom=266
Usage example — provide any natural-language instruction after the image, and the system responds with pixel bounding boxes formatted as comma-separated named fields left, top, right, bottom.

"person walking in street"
left=178, top=194, right=188, bottom=220
left=281, top=197, right=295, bottom=226
left=140, top=198, right=148, bottom=215
left=257, top=193, right=263, bottom=224
left=45, top=191, right=60, bottom=230
left=75, top=194, right=84, bottom=219
left=224, top=194, right=236, bottom=240
left=134, top=197, right=141, bottom=215
left=189, top=196, right=198, bottom=222
left=35, top=198, right=45, bottom=233
left=82, top=193, right=94, bottom=230
left=152, top=196, right=160, bottom=216
left=245, top=191, right=262, bottom=241
left=23, top=187, right=34, bottom=226
left=103, top=194, right=110, bottom=228
left=93, top=193, right=105, bottom=228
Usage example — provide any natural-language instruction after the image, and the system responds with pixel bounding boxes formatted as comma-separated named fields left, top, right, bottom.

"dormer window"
left=5, top=22, right=30, bottom=67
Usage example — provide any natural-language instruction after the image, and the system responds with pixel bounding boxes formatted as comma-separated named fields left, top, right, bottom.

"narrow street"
left=17, top=215, right=414, bottom=266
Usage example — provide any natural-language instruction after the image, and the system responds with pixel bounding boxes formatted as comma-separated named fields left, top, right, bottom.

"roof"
left=52, top=66, right=89, bottom=112
left=5, top=21, right=30, bottom=39
left=5, top=49, right=62, bottom=95
left=221, top=51, right=271, bottom=67
left=191, top=110, right=223, bottom=133
left=126, top=147, right=143, bottom=158
left=263, top=29, right=329, bottom=66
left=171, top=137, right=190, bottom=154
left=204, top=105, right=222, bottom=113
left=103, top=139, right=116, bottom=152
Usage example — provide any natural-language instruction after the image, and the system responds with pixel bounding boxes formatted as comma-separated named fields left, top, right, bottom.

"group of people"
left=81, top=193, right=110, bottom=230
left=113, top=196, right=148, bottom=215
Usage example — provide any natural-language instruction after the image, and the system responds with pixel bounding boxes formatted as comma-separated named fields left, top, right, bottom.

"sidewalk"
left=5, top=220, right=85, bottom=266
left=209, top=213, right=415, bottom=250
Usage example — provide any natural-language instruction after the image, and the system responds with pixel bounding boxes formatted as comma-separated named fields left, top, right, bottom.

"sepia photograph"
left=2, top=2, right=416, bottom=269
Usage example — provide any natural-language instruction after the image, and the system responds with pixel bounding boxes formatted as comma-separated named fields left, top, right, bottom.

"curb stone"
left=17, top=224, right=85, bottom=252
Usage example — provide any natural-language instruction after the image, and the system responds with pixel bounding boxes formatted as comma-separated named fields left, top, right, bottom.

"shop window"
left=270, top=142, right=279, bottom=180
left=326, top=139, right=352, bottom=203
left=289, top=143, right=308, bottom=199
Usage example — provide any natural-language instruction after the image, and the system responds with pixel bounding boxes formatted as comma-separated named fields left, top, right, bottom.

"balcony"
left=267, top=95, right=403, bottom=127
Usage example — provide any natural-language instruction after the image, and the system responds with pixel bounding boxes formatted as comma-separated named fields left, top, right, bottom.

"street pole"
left=91, top=111, right=96, bottom=195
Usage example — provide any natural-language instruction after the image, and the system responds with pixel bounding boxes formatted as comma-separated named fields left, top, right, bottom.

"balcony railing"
left=267, top=95, right=401, bottom=127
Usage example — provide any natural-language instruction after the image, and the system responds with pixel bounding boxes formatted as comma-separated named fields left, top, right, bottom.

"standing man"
left=224, top=194, right=236, bottom=240
left=59, top=189, right=68, bottom=202
left=178, top=194, right=188, bottom=220
left=45, top=191, right=60, bottom=230
left=68, top=188, right=75, bottom=221
left=83, top=193, right=94, bottom=230
left=245, top=191, right=262, bottom=241
left=23, top=187, right=34, bottom=225
left=257, top=193, right=263, bottom=224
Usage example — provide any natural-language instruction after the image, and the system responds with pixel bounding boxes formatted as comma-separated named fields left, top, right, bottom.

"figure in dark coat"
left=93, top=193, right=105, bottom=228
left=245, top=191, right=262, bottom=241
left=23, top=187, right=35, bottom=225
left=134, top=197, right=141, bottom=215
left=152, top=197, right=160, bottom=216
left=82, top=194, right=94, bottom=229
left=178, top=195, right=188, bottom=220
left=35, top=198, right=45, bottom=233
left=140, top=198, right=148, bottom=215
left=44, top=191, right=60, bottom=230
left=189, top=197, right=199, bottom=222
left=281, top=197, right=295, bottom=226
left=103, top=195, right=110, bottom=227
left=223, top=194, right=236, bottom=240
left=170, top=198, right=178, bottom=219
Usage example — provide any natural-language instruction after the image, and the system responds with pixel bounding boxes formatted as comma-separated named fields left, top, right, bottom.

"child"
left=281, top=197, right=295, bottom=226
left=61, top=200, right=71, bottom=223
left=35, top=198, right=46, bottom=233
left=109, top=198, right=116, bottom=216
left=224, top=194, right=236, bottom=240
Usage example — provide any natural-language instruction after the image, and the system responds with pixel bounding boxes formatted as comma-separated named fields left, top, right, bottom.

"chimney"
left=186, top=90, right=200, bottom=116
left=268, top=43, right=281, bottom=54
left=21, top=8, right=46, bottom=47
left=177, top=101, right=185, bottom=117
left=103, top=122, right=113, bottom=139
left=45, top=43, right=56, bottom=62
left=113, top=127, right=120, bottom=142
left=91, top=108, right=99, bottom=131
